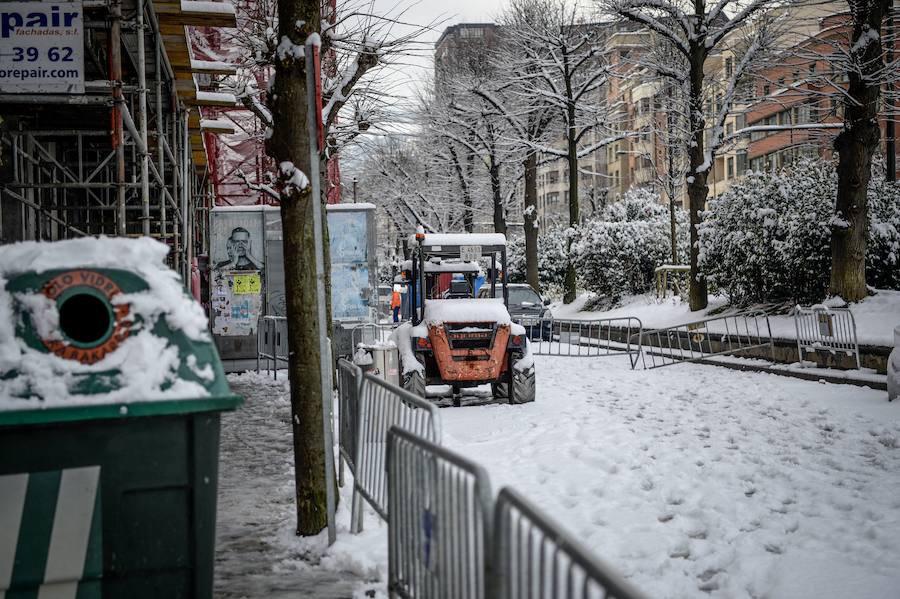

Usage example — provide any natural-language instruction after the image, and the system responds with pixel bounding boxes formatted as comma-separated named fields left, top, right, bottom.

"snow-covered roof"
left=325, top=202, right=376, bottom=211
left=423, top=299, right=511, bottom=325
left=211, top=205, right=280, bottom=212
left=421, top=233, right=507, bottom=247
left=0, top=237, right=217, bottom=410
left=181, top=0, right=236, bottom=16
left=423, top=261, right=481, bottom=273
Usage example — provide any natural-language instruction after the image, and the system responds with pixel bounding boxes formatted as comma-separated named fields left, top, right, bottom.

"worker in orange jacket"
left=390, top=287, right=402, bottom=322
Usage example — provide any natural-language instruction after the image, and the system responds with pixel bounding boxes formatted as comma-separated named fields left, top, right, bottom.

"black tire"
left=402, top=369, right=425, bottom=398
left=508, top=368, right=536, bottom=404
left=493, top=369, right=536, bottom=404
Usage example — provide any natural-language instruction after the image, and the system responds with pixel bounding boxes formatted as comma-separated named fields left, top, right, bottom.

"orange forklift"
left=401, top=232, right=536, bottom=406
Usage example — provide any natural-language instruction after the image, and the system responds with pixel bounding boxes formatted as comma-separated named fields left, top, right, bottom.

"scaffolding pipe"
left=137, top=0, right=150, bottom=236
left=110, top=0, right=126, bottom=236
left=182, top=112, right=191, bottom=282
left=172, top=109, right=182, bottom=269
left=156, top=35, right=168, bottom=244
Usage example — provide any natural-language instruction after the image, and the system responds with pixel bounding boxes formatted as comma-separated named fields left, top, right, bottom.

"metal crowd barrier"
left=387, top=427, right=494, bottom=599
left=528, top=317, right=644, bottom=369
left=336, top=358, right=363, bottom=487
left=256, top=315, right=289, bottom=378
left=350, top=374, right=441, bottom=533
left=630, top=311, right=774, bottom=369
left=385, top=427, right=647, bottom=599
left=493, top=487, right=647, bottom=599
left=794, top=305, right=861, bottom=369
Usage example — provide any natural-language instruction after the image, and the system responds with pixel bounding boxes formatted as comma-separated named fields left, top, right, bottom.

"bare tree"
left=828, top=1, right=893, bottom=300
left=264, top=0, right=327, bottom=536
left=604, top=0, right=783, bottom=311
left=499, top=0, right=618, bottom=303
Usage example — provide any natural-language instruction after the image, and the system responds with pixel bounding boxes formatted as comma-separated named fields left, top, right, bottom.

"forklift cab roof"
left=414, top=233, right=507, bottom=256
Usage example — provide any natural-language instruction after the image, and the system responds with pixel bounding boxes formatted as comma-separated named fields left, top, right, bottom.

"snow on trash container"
left=0, top=237, right=242, bottom=599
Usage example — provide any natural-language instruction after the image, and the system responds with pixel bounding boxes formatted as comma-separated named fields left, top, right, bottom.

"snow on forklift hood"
left=423, top=299, right=512, bottom=325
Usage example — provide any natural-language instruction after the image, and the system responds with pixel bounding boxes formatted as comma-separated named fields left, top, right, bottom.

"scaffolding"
left=0, top=0, right=238, bottom=282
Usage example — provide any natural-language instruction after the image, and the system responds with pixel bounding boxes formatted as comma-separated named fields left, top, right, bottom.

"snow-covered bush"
left=573, top=188, right=687, bottom=301
left=866, top=163, right=900, bottom=291
left=698, top=158, right=900, bottom=305
left=506, top=226, right=568, bottom=294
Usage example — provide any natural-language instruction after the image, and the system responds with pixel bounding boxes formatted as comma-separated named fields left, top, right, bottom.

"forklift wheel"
left=495, top=368, right=536, bottom=404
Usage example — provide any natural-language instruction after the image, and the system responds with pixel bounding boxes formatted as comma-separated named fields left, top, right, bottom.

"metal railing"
left=387, top=427, right=494, bottom=599
left=794, top=305, right=861, bottom=369
left=256, top=315, right=289, bottom=377
left=493, top=487, right=647, bottom=599
left=350, top=374, right=441, bottom=532
left=352, top=322, right=398, bottom=349
left=527, top=317, right=644, bottom=368
left=630, top=311, right=774, bottom=369
left=337, top=358, right=363, bottom=487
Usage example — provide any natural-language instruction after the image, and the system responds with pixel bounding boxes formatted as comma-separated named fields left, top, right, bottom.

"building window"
left=726, top=122, right=733, bottom=136
left=763, top=84, right=771, bottom=96
left=727, top=156, right=734, bottom=178
left=725, top=57, right=734, bottom=78
left=461, top=27, right=483, bottom=38
left=640, top=97, right=651, bottom=114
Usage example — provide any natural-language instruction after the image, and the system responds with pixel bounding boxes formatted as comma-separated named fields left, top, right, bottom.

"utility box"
left=327, top=203, right=378, bottom=358
left=0, top=237, right=241, bottom=599
left=208, top=205, right=282, bottom=372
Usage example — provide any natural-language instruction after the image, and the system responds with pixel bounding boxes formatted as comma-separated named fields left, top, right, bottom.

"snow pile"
left=279, top=161, right=310, bottom=193
left=0, top=237, right=212, bottom=409
left=423, top=299, right=512, bottom=325
left=390, top=323, right=424, bottom=375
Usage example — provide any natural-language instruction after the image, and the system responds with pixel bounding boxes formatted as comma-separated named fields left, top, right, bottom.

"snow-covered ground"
left=551, top=290, right=900, bottom=347
left=217, top=356, right=900, bottom=599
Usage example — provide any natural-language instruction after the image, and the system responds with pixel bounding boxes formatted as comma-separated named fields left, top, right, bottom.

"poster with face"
left=210, top=211, right=265, bottom=336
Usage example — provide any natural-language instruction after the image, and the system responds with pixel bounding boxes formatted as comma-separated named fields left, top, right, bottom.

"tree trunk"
left=563, top=104, right=579, bottom=304
left=830, top=0, right=888, bottom=302
left=686, top=47, right=709, bottom=311
left=524, top=153, right=540, bottom=292
left=265, top=1, right=328, bottom=535
left=464, top=149, right=476, bottom=232
left=490, top=156, right=507, bottom=235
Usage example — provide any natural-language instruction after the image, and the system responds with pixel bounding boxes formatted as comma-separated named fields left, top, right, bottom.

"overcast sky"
left=358, top=0, right=508, bottom=131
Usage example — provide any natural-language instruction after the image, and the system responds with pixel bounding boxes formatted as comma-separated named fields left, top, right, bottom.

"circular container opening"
left=58, top=292, right=113, bottom=346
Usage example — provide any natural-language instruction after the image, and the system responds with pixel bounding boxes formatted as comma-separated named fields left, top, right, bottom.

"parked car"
left=479, top=283, right=551, bottom=340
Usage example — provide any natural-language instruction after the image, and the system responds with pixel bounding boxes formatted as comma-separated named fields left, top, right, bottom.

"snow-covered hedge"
left=698, top=159, right=900, bottom=305
left=573, top=188, right=687, bottom=302
left=506, top=226, right=568, bottom=293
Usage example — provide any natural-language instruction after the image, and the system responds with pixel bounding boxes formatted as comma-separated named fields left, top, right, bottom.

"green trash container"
left=0, top=241, right=242, bottom=599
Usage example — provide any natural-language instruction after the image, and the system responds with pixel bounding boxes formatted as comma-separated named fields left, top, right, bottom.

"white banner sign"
left=0, top=1, right=85, bottom=94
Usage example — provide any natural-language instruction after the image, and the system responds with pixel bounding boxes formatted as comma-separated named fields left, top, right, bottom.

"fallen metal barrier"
left=256, top=315, right=289, bottom=378
left=493, top=487, right=647, bottom=599
left=630, top=311, right=774, bottom=369
left=387, top=427, right=494, bottom=599
left=350, top=374, right=441, bottom=533
left=527, top=317, right=644, bottom=369
left=336, top=358, right=363, bottom=488
left=794, top=305, right=861, bottom=369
